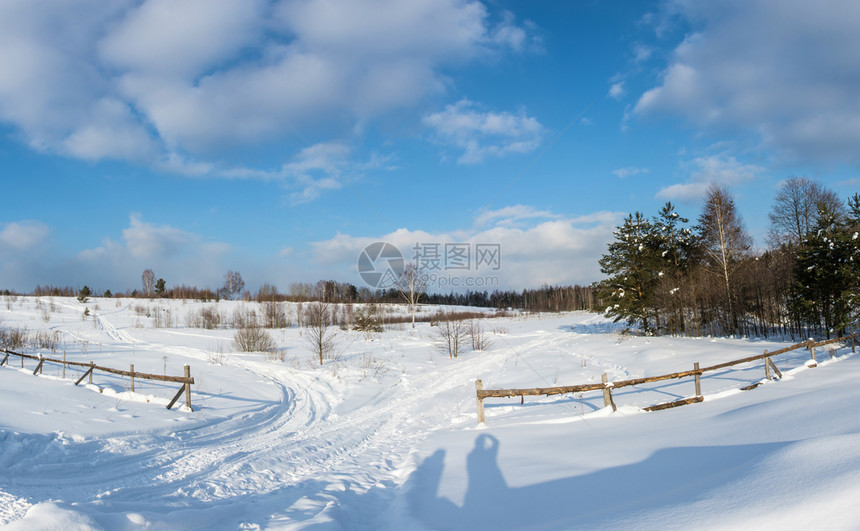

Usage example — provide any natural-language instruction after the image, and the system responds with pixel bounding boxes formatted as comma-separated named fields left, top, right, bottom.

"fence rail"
left=0, top=348, right=194, bottom=411
left=475, top=333, right=857, bottom=424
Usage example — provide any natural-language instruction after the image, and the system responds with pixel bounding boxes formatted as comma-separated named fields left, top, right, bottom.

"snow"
left=2, top=296, right=860, bottom=529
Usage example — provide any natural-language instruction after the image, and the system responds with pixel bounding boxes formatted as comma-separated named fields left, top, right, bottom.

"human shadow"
left=408, top=434, right=788, bottom=530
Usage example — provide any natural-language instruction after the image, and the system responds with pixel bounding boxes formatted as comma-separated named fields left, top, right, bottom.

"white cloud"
left=77, top=214, right=232, bottom=290
left=0, top=216, right=233, bottom=292
left=61, top=98, right=155, bottom=161
left=310, top=207, right=621, bottom=289
left=154, top=152, right=213, bottom=177
left=632, top=43, right=654, bottom=63
left=423, top=100, right=543, bottom=164
left=280, top=142, right=396, bottom=205
left=473, top=205, right=559, bottom=227
left=0, top=1, right=152, bottom=160
left=122, top=214, right=197, bottom=259
left=613, top=166, right=649, bottom=179
left=99, top=0, right=264, bottom=79
left=656, top=153, right=764, bottom=201
left=635, top=0, right=860, bottom=164
left=608, top=82, right=625, bottom=100
left=0, top=221, right=50, bottom=251
left=0, top=0, right=533, bottom=170
left=205, top=142, right=394, bottom=203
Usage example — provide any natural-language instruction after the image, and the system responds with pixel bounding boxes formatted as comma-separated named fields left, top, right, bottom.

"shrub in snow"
left=434, top=316, right=466, bottom=358
left=233, top=326, right=276, bottom=354
left=352, top=304, right=383, bottom=334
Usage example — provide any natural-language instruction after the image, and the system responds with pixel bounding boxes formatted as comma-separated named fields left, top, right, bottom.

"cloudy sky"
left=2, top=0, right=860, bottom=294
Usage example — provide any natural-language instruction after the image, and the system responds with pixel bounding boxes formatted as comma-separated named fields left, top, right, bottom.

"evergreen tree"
left=846, top=193, right=860, bottom=231
left=598, top=212, right=660, bottom=333
left=791, top=208, right=860, bottom=338
left=77, top=285, right=91, bottom=303
left=155, top=278, right=166, bottom=296
left=651, top=202, right=696, bottom=334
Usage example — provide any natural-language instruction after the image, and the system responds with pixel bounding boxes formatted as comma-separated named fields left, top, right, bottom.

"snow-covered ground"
left=1, top=296, right=859, bottom=530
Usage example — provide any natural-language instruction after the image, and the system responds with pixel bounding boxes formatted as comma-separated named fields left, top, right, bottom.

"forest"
left=597, top=178, right=860, bottom=340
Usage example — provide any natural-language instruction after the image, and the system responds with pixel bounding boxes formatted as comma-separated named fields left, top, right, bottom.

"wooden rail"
left=475, top=333, right=856, bottom=424
left=0, top=348, right=195, bottom=411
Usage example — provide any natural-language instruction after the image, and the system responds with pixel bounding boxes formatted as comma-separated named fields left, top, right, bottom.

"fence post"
left=62, top=351, right=66, bottom=379
left=809, top=340, right=816, bottom=363
left=830, top=347, right=835, bottom=359
left=130, top=364, right=135, bottom=393
left=767, top=357, right=783, bottom=379
left=853, top=333, right=856, bottom=353
left=764, top=350, right=771, bottom=380
left=694, top=362, right=702, bottom=397
left=602, top=373, right=616, bottom=412
left=89, top=361, right=94, bottom=384
left=184, top=365, right=192, bottom=411
left=476, top=379, right=485, bottom=425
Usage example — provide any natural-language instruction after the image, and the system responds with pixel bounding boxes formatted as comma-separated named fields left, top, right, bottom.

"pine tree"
left=846, top=193, right=860, bottom=231
left=77, top=285, right=91, bottom=303
left=651, top=202, right=696, bottom=334
left=598, top=212, right=660, bottom=333
left=791, top=208, right=860, bottom=338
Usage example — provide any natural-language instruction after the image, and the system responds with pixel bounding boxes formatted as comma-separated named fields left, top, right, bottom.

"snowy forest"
left=598, top=177, right=860, bottom=340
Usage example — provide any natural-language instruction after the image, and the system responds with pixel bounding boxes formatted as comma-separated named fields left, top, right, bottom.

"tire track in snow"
left=5, top=309, right=607, bottom=527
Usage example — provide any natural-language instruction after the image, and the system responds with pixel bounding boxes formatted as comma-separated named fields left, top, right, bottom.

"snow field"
left=1, top=296, right=859, bottom=529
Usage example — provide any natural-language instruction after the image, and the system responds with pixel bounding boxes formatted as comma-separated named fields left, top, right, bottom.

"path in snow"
left=2, top=309, right=516, bottom=528
left=3, top=300, right=826, bottom=529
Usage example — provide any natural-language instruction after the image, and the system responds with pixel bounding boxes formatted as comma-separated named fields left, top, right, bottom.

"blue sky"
left=2, top=0, right=859, bottom=294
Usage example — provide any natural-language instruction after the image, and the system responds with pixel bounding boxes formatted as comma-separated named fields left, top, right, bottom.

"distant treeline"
left=10, top=282, right=598, bottom=314
left=7, top=179, right=856, bottom=341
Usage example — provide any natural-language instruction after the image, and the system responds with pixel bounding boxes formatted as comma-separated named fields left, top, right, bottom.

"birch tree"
left=223, top=270, right=245, bottom=300
left=142, top=269, right=155, bottom=297
left=399, top=264, right=427, bottom=328
left=697, top=184, right=751, bottom=333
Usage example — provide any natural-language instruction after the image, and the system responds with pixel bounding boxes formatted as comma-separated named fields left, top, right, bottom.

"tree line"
left=598, top=178, right=860, bottom=339
left=8, top=176, right=854, bottom=340
left=9, top=277, right=599, bottom=315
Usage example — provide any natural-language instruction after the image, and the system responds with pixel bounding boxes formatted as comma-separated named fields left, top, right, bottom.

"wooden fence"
left=475, top=333, right=857, bottom=424
left=0, top=348, right=195, bottom=411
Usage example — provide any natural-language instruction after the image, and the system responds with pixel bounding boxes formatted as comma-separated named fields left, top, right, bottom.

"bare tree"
left=142, top=269, right=155, bottom=297
left=262, top=301, right=288, bottom=328
left=304, top=301, right=338, bottom=365
left=468, top=319, right=491, bottom=351
left=698, top=184, right=752, bottom=332
left=434, top=315, right=467, bottom=358
left=768, top=177, right=844, bottom=247
left=223, top=270, right=245, bottom=300
left=398, top=264, right=428, bottom=328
